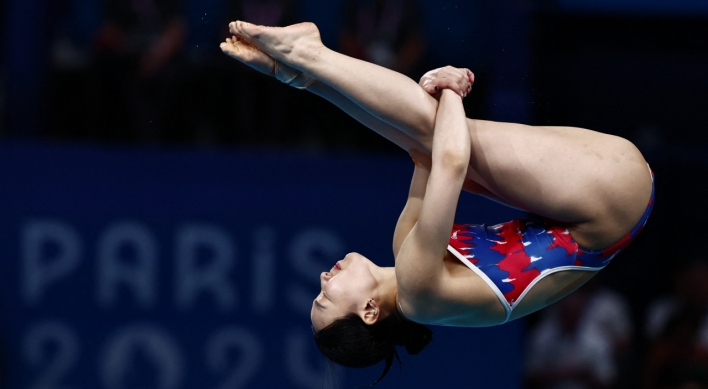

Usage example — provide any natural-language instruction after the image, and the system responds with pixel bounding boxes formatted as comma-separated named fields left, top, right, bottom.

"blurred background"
left=1, top=0, right=708, bottom=388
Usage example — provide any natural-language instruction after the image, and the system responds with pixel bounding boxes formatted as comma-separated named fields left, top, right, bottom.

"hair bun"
left=394, top=320, right=433, bottom=355
left=314, top=311, right=434, bottom=386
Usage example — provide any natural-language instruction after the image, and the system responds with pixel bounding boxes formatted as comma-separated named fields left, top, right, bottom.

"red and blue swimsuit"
left=448, top=170, right=655, bottom=323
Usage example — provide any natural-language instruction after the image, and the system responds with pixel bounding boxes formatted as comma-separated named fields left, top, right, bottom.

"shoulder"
left=394, top=240, right=447, bottom=296
left=396, top=254, right=508, bottom=326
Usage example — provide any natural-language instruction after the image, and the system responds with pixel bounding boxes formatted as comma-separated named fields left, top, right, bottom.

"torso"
left=399, top=243, right=603, bottom=328
left=400, top=178, right=653, bottom=327
left=398, top=124, right=655, bottom=327
left=421, top=253, right=597, bottom=327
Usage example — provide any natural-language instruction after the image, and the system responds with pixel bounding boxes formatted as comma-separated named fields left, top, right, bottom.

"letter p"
left=22, top=220, right=82, bottom=305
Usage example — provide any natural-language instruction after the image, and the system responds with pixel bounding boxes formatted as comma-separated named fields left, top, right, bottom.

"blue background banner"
left=0, top=142, right=523, bottom=389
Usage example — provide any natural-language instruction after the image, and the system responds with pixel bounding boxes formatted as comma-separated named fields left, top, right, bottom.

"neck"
left=372, top=266, right=398, bottom=317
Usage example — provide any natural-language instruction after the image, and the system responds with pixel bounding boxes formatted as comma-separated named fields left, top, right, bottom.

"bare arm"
left=393, top=158, right=430, bottom=259
left=396, top=89, right=470, bottom=296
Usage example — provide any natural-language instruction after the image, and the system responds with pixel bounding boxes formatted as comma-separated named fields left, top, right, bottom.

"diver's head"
left=310, top=252, right=383, bottom=332
left=310, top=252, right=432, bottom=385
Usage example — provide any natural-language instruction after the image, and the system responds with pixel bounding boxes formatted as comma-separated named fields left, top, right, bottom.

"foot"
left=228, top=21, right=325, bottom=71
left=221, top=35, right=275, bottom=75
left=220, top=35, right=314, bottom=88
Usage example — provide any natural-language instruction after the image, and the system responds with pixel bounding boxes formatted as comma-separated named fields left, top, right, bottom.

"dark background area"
left=2, top=0, right=708, bottom=388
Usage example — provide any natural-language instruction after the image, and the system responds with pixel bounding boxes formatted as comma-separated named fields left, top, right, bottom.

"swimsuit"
left=447, top=169, right=655, bottom=324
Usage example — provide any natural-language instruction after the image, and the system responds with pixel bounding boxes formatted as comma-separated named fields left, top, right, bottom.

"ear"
left=360, top=298, right=379, bottom=325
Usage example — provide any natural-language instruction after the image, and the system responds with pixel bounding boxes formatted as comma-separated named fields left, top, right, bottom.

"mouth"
left=334, top=262, right=341, bottom=270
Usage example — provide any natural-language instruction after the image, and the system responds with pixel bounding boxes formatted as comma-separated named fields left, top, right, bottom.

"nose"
left=320, top=272, right=331, bottom=290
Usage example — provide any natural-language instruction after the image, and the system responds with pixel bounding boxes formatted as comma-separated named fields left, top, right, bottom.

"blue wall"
left=0, top=142, right=523, bottom=389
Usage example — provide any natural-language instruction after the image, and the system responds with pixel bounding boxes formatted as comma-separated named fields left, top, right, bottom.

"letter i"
left=251, top=227, right=275, bottom=313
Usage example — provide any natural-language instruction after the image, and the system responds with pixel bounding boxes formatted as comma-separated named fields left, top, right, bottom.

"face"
left=311, top=252, right=378, bottom=332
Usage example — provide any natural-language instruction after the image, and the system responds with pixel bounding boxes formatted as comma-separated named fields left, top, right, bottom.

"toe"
left=240, top=21, right=265, bottom=39
left=236, top=21, right=250, bottom=37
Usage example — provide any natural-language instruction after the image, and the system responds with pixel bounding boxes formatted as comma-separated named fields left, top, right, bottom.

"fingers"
left=419, top=69, right=435, bottom=87
left=423, top=84, right=438, bottom=95
left=454, top=67, right=473, bottom=96
left=437, top=79, right=466, bottom=97
left=421, top=78, right=441, bottom=95
left=465, top=68, right=475, bottom=85
left=446, top=82, right=466, bottom=97
left=461, top=68, right=474, bottom=95
left=423, top=80, right=465, bottom=97
left=420, top=66, right=474, bottom=98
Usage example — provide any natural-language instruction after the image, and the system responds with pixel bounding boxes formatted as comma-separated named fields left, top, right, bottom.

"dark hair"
left=313, top=309, right=433, bottom=386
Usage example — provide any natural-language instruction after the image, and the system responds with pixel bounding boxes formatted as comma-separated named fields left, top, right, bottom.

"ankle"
left=274, top=60, right=315, bottom=89
left=290, top=42, right=327, bottom=71
left=289, top=73, right=316, bottom=89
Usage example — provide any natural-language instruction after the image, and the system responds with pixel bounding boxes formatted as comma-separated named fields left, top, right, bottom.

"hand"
left=419, top=66, right=474, bottom=98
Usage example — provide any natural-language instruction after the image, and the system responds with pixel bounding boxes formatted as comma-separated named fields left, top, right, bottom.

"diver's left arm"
left=396, top=89, right=470, bottom=296
left=393, top=159, right=430, bottom=260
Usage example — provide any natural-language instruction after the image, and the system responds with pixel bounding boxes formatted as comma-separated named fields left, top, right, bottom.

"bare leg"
left=226, top=22, right=653, bottom=249
left=222, top=28, right=511, bottom=206
left=221, top=35, right=519, bottom=213
left=220, top=35, right=426, bottom=153
left=228, top=22, right=439, bottom=145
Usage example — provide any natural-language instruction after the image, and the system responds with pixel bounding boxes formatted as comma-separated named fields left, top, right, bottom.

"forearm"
left=393, top=162, right=430, bottom=258
left=396, top=91, right=470, bottom=286
left=431, top=90, right=471, bottom=170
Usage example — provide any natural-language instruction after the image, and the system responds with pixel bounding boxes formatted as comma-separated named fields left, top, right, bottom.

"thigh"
left=406, top=120, right=653, bottom=248
left=464, top=121, right=653, bottom=249
left=509, top=270, right=598, bottom=321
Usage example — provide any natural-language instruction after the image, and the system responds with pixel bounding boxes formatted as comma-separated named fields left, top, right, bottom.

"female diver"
left=220, top=21, right=655, bottom=384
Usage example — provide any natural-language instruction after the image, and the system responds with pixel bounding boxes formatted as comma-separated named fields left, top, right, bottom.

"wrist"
left=440, top=88, right=460, bottom=98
